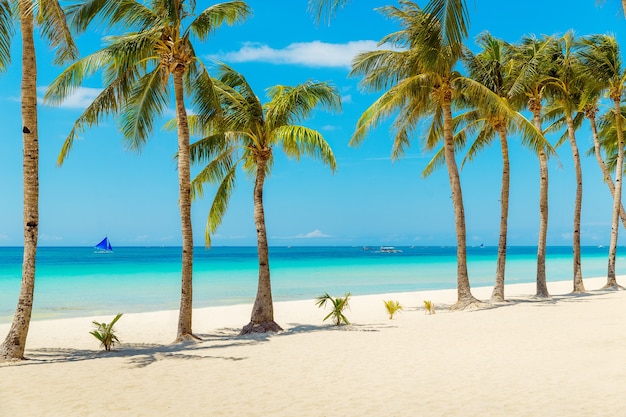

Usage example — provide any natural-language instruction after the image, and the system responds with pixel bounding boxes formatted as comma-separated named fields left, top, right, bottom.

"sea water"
left=0, top=246, right=618, bottom=323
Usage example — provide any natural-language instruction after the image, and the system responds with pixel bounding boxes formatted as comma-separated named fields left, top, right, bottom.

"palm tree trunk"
left=173, top=67, right=198, bottom=342
left=587, top=110, right=626, bottom=229
left=442, top=99, right=478, bottom=310
left=532, top=106, right=550, bottom=298
left=606, top=99, right=625, bottom=289
left=491, top=125, right=509, bottom=302
left=566, top=115, right=585, bottom=293
left=622, top=0, right=626, bottom=18
left=0, top=2, right=38, bottom=361
left=241, top=150, right=283, bottom=334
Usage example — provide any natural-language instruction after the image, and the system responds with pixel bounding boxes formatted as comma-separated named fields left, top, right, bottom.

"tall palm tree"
left=448, top=32, right=547, bottom=302
left=350, top=0, right=505, bottom=309
left=0, top=1, right=77, bottom=362
left=44, top=0, right=251, bottom=342
left=543, top=31, right=586, bottom=293
left=189, top=63, right=341, bottom=334
left=508, top=34, right=559, bottom=298
left=578, top=34, right=626, bottom=289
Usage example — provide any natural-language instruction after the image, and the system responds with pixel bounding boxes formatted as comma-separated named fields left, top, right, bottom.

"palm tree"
left=44, top=0, right=251, bottom=342
left=447, top=32, right=547, bottom=302
left=508, top=34, right=559, bottom=298
left=543, top=31, right=586, bottom=293
left=189, top=63, right=341, bottom=334
left=349, top=0, right=505, bottom=309
left=0, top=1, right=77, bottom=362
left=581, top=78, right=626, bottom=229
left=578, top=34, right=626, bottom=290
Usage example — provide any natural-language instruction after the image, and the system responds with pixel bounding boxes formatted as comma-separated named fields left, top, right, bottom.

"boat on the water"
left=380, top=246, right=402, bottom=253
left=94, top=237, right=113, bottom=253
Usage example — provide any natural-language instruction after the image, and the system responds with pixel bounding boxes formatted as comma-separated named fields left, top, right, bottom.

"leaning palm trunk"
left=491, top=125, right=510, bottom=302
left=443, top=101, right=478, bottom=309
left=587, top=108, right=626, bottom=229
left=531, top=104, right=550, bottom=298
left=566, top=115, right=585, bottom=293
left=606, top=99, right=625, bottom=289
left=241, top=150, right=283, bottom=334
left=173, top=67, right=197, bottom=342
left=0, top=3, right=38, bottom=361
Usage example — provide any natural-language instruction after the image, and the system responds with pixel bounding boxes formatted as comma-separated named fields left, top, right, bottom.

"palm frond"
left=275, top=125, right=337, bottom=172
left=65, top=0, right=156, bottom=33
left=265, top=81, right=341, bottom=130
left=38, top=0, right=79, bottom=64
left=0, top=0, right=13, bottom=73
left=308, top=0, right=349, bottom=25
left=422, top=0, right=469, bottom=55
left=190, top=1, right=251, bottom=39
left=422, top=146, right=445, bottom=178
left=118, top=69, right=169, bottom=149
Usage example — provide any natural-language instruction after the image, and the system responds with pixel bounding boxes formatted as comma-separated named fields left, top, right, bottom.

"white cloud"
left=39, top=86, right=102, bottom=109
left=295, top=229, right=332, bottom=239
left=208, top=40, right=380, bottom=69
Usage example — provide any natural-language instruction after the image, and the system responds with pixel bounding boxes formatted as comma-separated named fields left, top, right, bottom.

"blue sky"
left=1, top=0, right=626, bottom=247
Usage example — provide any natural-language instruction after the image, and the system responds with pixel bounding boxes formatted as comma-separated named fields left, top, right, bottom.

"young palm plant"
left=384, top=300, right=403, bottom=319
left=44, top=0, right=251, bottom=342
left=349, top=0, right=508, bottom=309
left=316, top=293, right=351, bottom=326
left=90, top=313, right=123, bottom=352
left=189, top=63, right=341, bottom=334
left=0, top=0, right=77, bottom=362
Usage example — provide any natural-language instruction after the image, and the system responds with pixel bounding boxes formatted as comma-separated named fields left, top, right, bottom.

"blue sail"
left=94, top=237, right=113, bottom=253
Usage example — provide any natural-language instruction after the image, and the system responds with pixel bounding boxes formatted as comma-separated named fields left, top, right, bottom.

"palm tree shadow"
left=15, top=329, right=260, bottom=368
left=486, top=287, right=618, bottom=311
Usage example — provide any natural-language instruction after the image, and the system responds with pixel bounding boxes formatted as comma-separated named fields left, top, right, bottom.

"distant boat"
left=94, top=237, right=113, bottom=253
left=380, top=246, right=402, bottom=253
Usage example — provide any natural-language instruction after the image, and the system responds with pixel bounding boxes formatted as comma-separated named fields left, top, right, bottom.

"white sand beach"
left=2, top=276, right=626, bottom=417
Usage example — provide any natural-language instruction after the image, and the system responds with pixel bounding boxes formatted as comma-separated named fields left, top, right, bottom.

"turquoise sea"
left=0, top=246, right=620, bottom=323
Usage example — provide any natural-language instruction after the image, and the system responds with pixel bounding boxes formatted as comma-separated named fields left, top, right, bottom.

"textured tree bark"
left=606, top=98, right=625, bottom=290
left=173, top=67, right=199, bottom=342
left=0, top=2, right=38, bottom=361
left=531, top=104, right=550, bottom=298
left=442, top=94, right=479, bottom=310
left=491, top=126, right=509, bottom=302
left=566, top=115, right=585, bottom=293
left=241, top=151, right=283, bottom=334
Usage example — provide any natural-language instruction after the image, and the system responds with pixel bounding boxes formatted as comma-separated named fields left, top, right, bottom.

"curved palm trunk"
left=587, top=110, right=626, bottom=229
left=531, top=105, right=550, bottom=298
left=491, top=125, right=510, bottom=302
left=0, top=3, right=38, bottom=361
left=606, top=99, right=625, bottom=289
left=566, top=115, right=585, bottom=293
left=173, top=67, right=198, bottom=342
left=442, top=100, right=478, bottom=309
left=241, top=150, right=283, bottom=334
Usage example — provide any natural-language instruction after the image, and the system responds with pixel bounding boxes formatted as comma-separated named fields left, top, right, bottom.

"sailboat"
left=94, top=237, right=113, bottom=253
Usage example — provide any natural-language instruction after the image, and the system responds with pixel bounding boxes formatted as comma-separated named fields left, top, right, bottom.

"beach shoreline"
left=2, top=276, right=626, bottom=416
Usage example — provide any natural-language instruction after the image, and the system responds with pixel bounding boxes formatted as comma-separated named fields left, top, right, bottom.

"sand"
left=1, top=276, right=626, bottom=417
